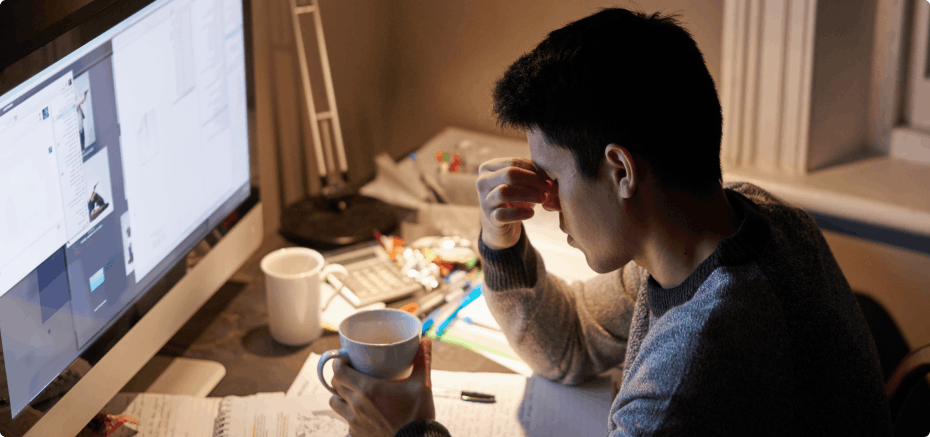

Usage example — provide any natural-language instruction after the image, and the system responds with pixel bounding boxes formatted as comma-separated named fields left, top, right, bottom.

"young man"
left=329, top=8, right=894, bottom=436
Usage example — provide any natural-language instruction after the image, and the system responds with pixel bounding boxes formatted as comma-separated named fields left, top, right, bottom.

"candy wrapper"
left=374, top=232, right=477, bottom=291
left=78, top=414, right=139, bottom=437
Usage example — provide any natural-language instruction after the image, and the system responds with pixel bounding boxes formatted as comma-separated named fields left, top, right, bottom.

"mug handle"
left=321, top=263, right=348, bottom=283
left=318, top=349, right=350, bottom=396
left=320, top=264, right=349, bottom=304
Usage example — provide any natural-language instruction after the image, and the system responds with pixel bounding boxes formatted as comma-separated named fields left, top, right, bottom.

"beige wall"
left=383, top=0, right=724, bottom=163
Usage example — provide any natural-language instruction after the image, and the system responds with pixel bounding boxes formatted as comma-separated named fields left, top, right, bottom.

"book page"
left=101, top=392, right=221, bottom=437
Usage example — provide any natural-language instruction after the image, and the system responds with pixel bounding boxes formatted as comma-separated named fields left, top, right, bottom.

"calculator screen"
left=337, top=252, right=379, bottom=266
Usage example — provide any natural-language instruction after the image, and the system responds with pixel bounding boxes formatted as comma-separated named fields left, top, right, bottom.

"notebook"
left=100, top=391, right=347, bottom=437
left=294, top=352, right=613, bottom=436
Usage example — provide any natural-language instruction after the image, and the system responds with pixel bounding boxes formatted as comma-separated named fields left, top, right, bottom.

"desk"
left=137, top=232, right=515, bottom=398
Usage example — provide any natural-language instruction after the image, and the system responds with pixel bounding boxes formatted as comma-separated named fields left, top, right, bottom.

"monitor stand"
left=121, top=355, right=225, bottom=397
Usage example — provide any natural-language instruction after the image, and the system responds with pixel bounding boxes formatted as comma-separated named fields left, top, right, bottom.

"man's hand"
left=329, top=339, right=435, bottom=437
left=476, top=157, right=557, bottom=250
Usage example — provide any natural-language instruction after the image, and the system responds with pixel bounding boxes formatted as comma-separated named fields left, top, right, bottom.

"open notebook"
left=297, top=352, right=614, bottom=436
left=100, top=391, right=347, bottom=437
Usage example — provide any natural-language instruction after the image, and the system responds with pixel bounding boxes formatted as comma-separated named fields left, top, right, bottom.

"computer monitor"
left=0, top=0, right=263, bottom=434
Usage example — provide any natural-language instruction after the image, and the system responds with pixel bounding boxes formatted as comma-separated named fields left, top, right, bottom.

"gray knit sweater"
left=396, top=182, right=893, bottom=436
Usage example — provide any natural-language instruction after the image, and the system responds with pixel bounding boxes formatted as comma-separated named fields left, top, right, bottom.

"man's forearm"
left=479, top=228, right=635, bottom=384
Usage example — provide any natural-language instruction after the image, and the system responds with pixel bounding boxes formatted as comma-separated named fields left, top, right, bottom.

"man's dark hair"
left=493, top=8, right=722, bottom=196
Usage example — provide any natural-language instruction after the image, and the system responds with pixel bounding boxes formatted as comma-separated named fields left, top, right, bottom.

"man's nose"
left=541, top=180, right=560, bottom=211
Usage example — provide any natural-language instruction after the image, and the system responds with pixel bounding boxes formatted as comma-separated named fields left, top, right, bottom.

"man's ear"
left=604, top=144, right=636, bottom=199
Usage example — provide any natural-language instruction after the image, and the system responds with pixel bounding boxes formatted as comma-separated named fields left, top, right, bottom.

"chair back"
left=886, top=344, right=930, bottom=425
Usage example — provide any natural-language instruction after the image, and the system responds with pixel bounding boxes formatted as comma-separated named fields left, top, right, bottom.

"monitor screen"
left=0, top=0, right=251, bottom=418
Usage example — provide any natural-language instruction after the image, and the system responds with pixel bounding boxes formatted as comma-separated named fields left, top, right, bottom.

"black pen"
left=432, top=387, right=496, bottom=404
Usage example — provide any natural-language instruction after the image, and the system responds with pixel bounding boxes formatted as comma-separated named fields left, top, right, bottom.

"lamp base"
left=279, top=194, right=399, bottom=249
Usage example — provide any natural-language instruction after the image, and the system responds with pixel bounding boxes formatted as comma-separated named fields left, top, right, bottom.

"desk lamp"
left=278, top=0, right=398, bottom=249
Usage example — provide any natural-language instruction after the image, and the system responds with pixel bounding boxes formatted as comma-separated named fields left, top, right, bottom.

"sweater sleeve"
left=478, top=226, right=642, bottom=385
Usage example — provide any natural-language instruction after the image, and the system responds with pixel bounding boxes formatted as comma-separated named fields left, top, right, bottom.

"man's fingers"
left=330, top=395, right=352, bottom=420
left=477, top=163, right=549, bottom=192
left=332, top=359, right=367, bottom=396
left=484, top=184, right=546, bottom=207
left=478, top=157, right=535, bottom=173
left=492, top=207, right=535, bottom=224
left=411, top=339, right=432, bottom=387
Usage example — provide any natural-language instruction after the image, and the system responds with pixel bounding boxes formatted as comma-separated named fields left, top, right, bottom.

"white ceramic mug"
left=260, top=247, right=344, bottom=346
left=318, top=308, right=422, bottom=396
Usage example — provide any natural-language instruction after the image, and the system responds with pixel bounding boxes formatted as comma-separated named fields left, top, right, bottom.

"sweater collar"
left=646, top=189, right=771, bottom=318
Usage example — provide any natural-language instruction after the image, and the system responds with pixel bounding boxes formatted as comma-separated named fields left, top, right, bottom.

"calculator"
left=325, top=245, right=423, bottom=307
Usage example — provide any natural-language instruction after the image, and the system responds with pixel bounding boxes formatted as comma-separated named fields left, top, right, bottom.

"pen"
left=435, top=284, right=483, bottom=337
left=432, top=387, right=496, bottom=404
left=421, top=299, right=456, bottom=334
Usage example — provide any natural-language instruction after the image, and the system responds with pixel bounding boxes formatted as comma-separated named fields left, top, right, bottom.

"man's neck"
left=636, top=187, right=740, bottom=289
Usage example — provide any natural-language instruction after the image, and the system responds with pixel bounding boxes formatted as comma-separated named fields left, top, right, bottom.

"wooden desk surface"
left=156, top=232, right=514, bottom=398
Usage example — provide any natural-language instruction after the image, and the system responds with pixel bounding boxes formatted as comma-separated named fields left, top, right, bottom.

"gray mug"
left=318, top=308, right=422, bottom=396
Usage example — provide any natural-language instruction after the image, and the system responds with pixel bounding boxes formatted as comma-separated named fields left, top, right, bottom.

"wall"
left=383, top=0, right=724, bottom=161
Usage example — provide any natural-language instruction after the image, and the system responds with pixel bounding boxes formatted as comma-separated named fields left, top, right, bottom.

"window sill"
left=723, top=156, right=930, bottom=238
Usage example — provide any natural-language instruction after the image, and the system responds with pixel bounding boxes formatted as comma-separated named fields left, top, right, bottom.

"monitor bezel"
left=0, top=0, right=258, bottom=427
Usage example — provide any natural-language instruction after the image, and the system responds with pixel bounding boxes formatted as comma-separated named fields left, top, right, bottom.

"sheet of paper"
left=101, top=392, right=221, bottom=437
left=439, top=322, right=533, bottom=376
left=288, top=352, right=333, bottom=409
left=432, top=371, right=612, bottom=437
left=431, top=370, right=532, bottom=436
left=470, top=348, right=533, bottom=377
left=455, top=294, right=501, bottom=330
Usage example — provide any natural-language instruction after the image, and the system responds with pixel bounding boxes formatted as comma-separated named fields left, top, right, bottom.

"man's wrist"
left=394, top=420, right=451, bottom=437
left=478, top=226, right=539, bottom=291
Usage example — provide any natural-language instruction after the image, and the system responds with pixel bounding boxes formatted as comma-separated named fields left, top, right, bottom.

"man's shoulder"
left=723, top=181, right=823, bottom=243
left=723, top=181, right=793, bottom=210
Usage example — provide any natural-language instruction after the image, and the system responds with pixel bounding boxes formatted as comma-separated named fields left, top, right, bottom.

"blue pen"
left=435, top=284, right=483, bottom=337
left=421, top=280, right=471, bottom=334
left=421, top=306, right=443, bottom=334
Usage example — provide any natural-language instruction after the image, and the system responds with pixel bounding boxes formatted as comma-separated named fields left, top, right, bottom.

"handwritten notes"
left=217, top=393, right=347, bottom=437
left=101, top=393, right=221, bottom=437
left=289, top=353, right=613, bottom=436
left=99, top=391, right=347, bottom=437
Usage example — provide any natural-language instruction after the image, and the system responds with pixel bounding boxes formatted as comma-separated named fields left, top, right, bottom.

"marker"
left=435, top=284, right=483, bottom=337
left=421, top=300, right=456, bottom=334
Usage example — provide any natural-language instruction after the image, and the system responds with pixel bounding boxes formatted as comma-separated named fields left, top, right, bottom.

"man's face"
left=527, top=130, right=637, bottom=273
